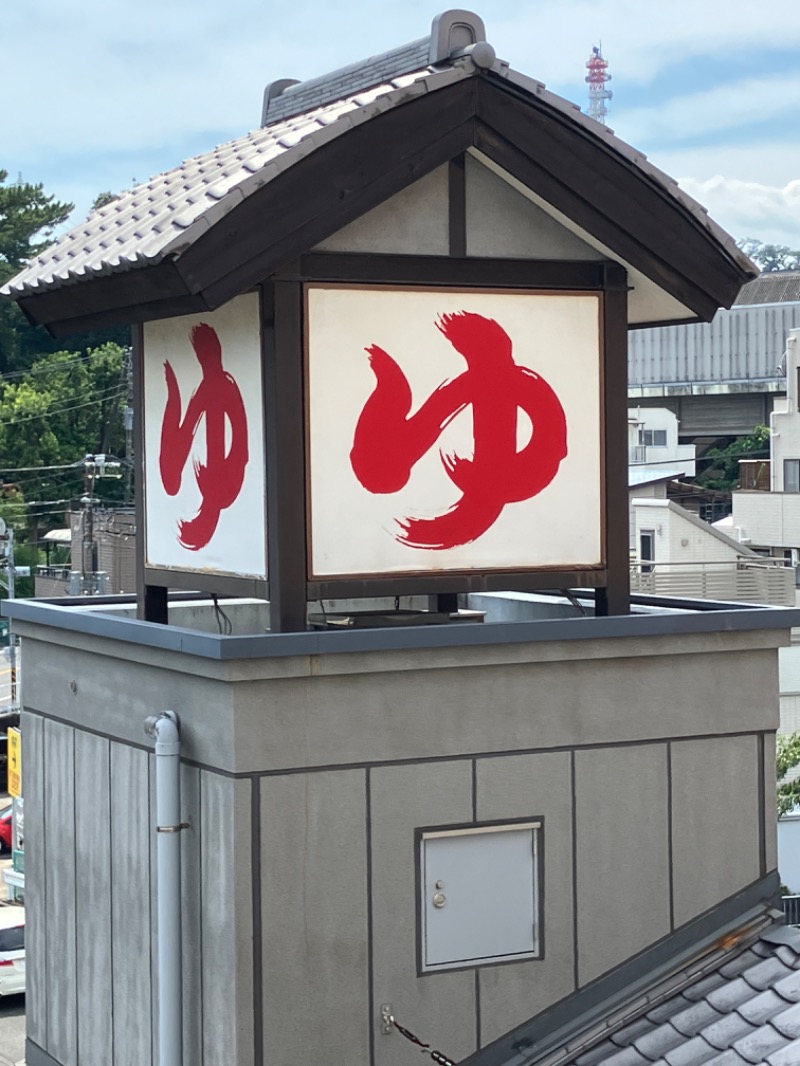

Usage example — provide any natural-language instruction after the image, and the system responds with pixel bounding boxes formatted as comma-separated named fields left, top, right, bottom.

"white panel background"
left=143, top=293, right=267, bottom=577
left=307, top=286, right=602, bottom=576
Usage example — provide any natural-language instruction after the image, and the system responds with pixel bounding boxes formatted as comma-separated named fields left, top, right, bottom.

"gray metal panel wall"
left=629, top=303, right=800, bottom=385
left=23, top=713, right=45, bottom=1048
left=110, top=745, right=151, bottom=1066
left=75, top=732, right=112, bottom=1066
left=44, top=720, right=77, bottom=1066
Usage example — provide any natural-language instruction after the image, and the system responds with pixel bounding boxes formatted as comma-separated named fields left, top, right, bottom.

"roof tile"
left=742, top=958, right=795, bottom=992
left=735, top=989, right=786, bottom=1027
left=705, top=979, right=757, bottom=1013
left=701, top=1014, right=756, bottom=1051
left=661, top=1035, right=720, bottom=1066
left=633, top=1023, right=686, bottom=1059
left=671, top=1001, right=724, bottom=1037
left=730, top=1024, right=788, bottom=1063
left=765, top=1035, right=800, bottom=1063
left=771, top=1000, right=800, bottom=1039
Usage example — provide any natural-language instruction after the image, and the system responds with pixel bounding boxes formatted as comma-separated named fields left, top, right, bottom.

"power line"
left=0, top=385, right=124, bottom=427
left=0, top=345, right=128, bottom=383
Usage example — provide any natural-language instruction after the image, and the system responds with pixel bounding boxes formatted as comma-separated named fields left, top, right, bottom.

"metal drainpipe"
left=145, top=710, right=184, bottom=1066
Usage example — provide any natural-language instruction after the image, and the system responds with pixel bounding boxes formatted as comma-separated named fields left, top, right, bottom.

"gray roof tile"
left=770, top=1001, right=800, bottom=1040
left=735, top=990, right=787, bottom=1027
left=720, top=952, right=765, bottom=980
left=702, top=1015, right=756, bottom=1051
left=742, top=958, right=795, bottom=992
left=765, top=1036, right=800, bottom=1063
left=633, top=1023, right=687, bottom=1059
left=672, top=1001, right=724, bottom=1037
left=706, top=980, right=759, bottom=1014
left=648, top=997, right=692, bottom=1026
left=558, top=919, right=800, bottom=1066
left=773, top=970, right=800, bottom=1003
left=661, top=1036, right=720, bottom=1066
left=684, top=974, right=729, bottom=1004
left=702, top=1053, right=750, bottom=1066
left=597, top=1047, right=651, bottom=1066
left=730, top=1025, right=789, bottom=1063
left=610, top=1017, right=657, bottom=1047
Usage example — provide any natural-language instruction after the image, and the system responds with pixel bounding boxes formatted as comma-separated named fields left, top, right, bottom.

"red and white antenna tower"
left=585, top=45, right=612, bottom=124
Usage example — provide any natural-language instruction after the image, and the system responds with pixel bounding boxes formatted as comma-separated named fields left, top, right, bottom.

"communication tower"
left=585, top=45, right=612, bottom=124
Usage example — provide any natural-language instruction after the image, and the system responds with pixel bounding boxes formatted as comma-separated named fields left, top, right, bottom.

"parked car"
left=0, top=906, right=24, bottom=996
left=0, top=808, right=10, bottom=854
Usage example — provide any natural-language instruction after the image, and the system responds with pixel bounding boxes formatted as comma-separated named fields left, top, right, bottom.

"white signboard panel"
left=307, top=285, right=602, bottom=577
left=143, top=293, right=267, bottom=578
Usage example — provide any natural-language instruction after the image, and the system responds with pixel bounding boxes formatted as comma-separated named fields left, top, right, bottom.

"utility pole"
left=124, top=347, right=134, bottom=504
left=0, top=520, right=17, bottom=706
left=76, top=454, right=122, bottom=595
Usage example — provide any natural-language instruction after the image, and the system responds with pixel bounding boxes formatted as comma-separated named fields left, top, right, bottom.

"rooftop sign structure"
left=0, top=10, right=757, bottom=630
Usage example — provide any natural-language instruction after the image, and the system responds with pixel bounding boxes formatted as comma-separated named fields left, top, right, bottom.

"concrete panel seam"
left=366, top=768, right=375, bottom=1066
left=571, top=751, right=579, bottom=991
left=667, top=741, right=674, bottom=932
left=252, top=777, right=263, bottom=1066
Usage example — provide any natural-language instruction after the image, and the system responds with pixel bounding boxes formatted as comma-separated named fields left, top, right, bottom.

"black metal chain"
left=391, top=1017, right=458, bottom=1066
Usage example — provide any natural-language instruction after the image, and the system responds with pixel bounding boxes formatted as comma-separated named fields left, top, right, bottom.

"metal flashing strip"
left=2, top=596, right=798, bottom=662
left=459, top=872, right=782, bottom=1066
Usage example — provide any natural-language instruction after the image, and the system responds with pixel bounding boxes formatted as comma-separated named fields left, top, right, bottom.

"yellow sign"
left=7, top=727, right=21, bottom=798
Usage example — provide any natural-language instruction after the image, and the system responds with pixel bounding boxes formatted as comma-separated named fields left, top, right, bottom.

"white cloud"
left=676, top=177, right=800, bottom=246
left=491, top=0, right=800, bottom=86
left=612, top=73, right=800, bottom=146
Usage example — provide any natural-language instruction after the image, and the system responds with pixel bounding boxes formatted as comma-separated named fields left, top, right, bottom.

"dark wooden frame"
left=136, top=300, right=270, bottom=620
left=138, top=253, right=629, bottom=624
left=289, top=255, right=629, bottom=616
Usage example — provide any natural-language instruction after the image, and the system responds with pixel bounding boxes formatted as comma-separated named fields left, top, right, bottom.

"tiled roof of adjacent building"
left=568, top=920, right=800, bottom=1066
left=735, top=272, right=800, bottom=307
left=463, top=899, right=800, bottom=1066
left=0, top=11, right=753, bottom=304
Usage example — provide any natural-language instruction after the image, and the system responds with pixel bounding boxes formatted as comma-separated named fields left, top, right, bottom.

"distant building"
left=629, top=271, right=800, bottom=437
left=34, top=509, right=136, bottom=597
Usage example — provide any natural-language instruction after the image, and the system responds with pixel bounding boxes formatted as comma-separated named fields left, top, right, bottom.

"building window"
left=785, top=460, right=800, bottom=493
left=640, top=530, right=655, bottom=573
left=638, top=429, right=667, bottom=447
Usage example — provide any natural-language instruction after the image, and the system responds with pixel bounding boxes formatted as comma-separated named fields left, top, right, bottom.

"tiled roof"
left=0, top=65, right=458, bottom=299
left=568, top=920, right=800, bottom=1066
left=735, top=273, right=800, bottom=307
left=0, top=14, right=753, bottom=305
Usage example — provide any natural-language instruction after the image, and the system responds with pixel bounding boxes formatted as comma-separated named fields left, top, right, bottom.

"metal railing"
left=629, top=558, right=796, bottom=607
left=783, top=895, right=800, bottom=926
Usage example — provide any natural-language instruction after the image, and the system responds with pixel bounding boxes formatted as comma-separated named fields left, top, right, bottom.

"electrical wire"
left=0, top=346, right=128, bottom=383
left=0, top=386, right=125, bottom=427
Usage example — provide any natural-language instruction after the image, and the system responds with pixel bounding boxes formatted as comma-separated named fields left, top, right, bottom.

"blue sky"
left=5, top=0, right=800, bottom=248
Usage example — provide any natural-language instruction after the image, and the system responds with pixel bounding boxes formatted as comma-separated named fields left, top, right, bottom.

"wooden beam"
left=262, top=273, right=309, bottom=632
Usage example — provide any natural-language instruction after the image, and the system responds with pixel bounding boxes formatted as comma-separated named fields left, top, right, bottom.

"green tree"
left=778, top=733, right=800, bottom=816
left=0, top=171, right=129, bottom=372
left=738, top=238, right=800, bottom=274
left=0, top=170, right=74, bottom=373
left=694, top=425, right=771, bottom=492
left=0, top=343, right=128, bottom=540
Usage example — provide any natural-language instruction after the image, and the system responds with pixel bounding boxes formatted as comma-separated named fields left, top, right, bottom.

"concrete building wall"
left=17, top=615, right=783, bottom=1066
left=733, top=491, right=800, bottom=549
left=633, top=499, right=743, bottom=567
left=766, top=330, right=800, bottom=492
